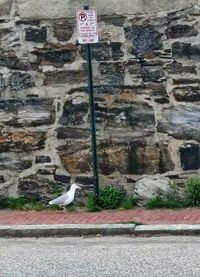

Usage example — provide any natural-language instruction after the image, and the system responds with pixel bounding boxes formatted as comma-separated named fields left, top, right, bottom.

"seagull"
left=49, top=183, right=81, bottom=207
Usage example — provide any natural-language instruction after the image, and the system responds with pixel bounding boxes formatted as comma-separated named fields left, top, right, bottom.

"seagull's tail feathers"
left=49, top=200, right=54, bottom=205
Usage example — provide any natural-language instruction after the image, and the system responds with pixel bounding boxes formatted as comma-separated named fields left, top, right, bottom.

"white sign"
left=76, top=9, right=98, bottom=44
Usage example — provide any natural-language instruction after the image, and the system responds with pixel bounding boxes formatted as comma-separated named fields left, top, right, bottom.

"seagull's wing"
left=64, top=191, right=74, bottom=205
left=49, top=193, right=69, bottom=205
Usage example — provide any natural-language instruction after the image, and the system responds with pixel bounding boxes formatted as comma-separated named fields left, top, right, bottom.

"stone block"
left=0, top=52, right=37, bottom=71
left=167, top=25, right=198, bottom=39
left=16, top=20, right=40, bottom=26
left=152, top=87, right=170, bottom=104
left=128, top=141, right=174, bottom=175
left=157, top=105, right=200, bottom=141
left=133, top=176, right=171, bottom=201
left=56, top=127, right=90, bottom=139
left=153, top=97, right=169, bottom=104
left=53, top=20, right=74, bottom=41
left=0, top=98, right=55, bottom=127
left=126, top=60, right=141, bottom=76
left=0, top=52, right=18, bottom=68
left=99, top=62, right=125, bottom=85
left=32, top=45, right=77, bottom=66
left=35, top=155, right=51, bottom=163
left=54, top=174, right=71, bottom=184
left=0, top=154, right=32, bottom=171
left=147, top=84, right=168, bottom=97
left=159, top=143, right=175, bottom=172
left=18, top=175, right=65, bottom=201
left=94, top=101, right=155, bottom=134
left=44, top=70, right=87, bottom=85
left=173, top=78, right=200, bottom=85
left=141, top=67, right=165, bottom=83
left=10, top=60, right=38, bottom=71
left=180, top=143, right=200, bottom=170
left=172, top=86, right=200, bottom=102
left=58, top=144, right=91, bottom=174
left=172, top=42, right=200, bottom=60
left=0, top=132, right=46, bottom=152
left=9, top=72, right=33, bottom=91
left=59, top=100, right=88, bottom=126
left=75, top=176, right=94, bottom=186
left=128, top=141, right=158, bottom=175
left=25, top=27, right=47, bottom=43
left=165, top=61, right=197, bottom=75
left=125, top=25, right=162, bottom=58
left=37, top=165, right=57, bottom=176
left=98, top=142, right=130, bottom=175
left=93, top=85, right=121, bottom=96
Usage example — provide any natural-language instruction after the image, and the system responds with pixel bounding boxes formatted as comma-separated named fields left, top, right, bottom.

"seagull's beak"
left=77, top=185, right=82, bottom=190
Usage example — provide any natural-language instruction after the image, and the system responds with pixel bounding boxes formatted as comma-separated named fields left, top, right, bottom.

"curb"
left=134, top=224, right=200, bottom=236
left=1, top=224, right=200, bottom=237
left=0, top=224, right=136, bottom=237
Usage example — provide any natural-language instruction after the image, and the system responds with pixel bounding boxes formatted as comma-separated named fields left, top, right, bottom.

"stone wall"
left=0, top=0, right=200, bottom=203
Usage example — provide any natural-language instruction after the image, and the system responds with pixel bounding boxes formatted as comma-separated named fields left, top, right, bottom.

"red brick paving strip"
left=0, top=208, right=200, bottom=225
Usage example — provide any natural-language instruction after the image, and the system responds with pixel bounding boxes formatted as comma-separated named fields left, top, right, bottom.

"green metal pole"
left=86, top=43, right=99, bottom=200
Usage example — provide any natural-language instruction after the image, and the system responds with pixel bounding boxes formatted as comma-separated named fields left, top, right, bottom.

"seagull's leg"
left=63, top=205, right=68, bottom=213
left=66, top=204, right=76, bottom=212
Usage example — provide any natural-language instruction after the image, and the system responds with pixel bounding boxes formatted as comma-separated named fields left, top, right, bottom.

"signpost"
left=76, top=8, right=98, bottom=44
left=76, top=6, right=99, bottom=200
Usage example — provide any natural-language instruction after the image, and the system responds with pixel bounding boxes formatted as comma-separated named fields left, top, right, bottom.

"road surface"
left=0, top=236, right=200, bottom=276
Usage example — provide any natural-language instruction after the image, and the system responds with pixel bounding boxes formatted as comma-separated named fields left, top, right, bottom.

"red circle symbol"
left=78, top=12, right=87, bottom=21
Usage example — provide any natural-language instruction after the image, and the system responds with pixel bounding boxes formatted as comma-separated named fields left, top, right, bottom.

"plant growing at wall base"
left=65, top=205, right=76, bottom=212
left=48, top=204, right=63, bottom=211
left=0, top=197, right=46, bottom=210
left=6, top=197, right=32, bottom=210
left=22, top=202, right=44, bottom=211
left=186, top=177, right=200, bottom=206
left=86, top=192, right=101, bottom=212
left=98, top=186, right=124, bottom=210
left=121, top=197, right=133, bottom=209
left=147, top=197, right=187, bottom=209
left=146, top=181, right=188, bottom=209
left=0, top=198, right=10, bottom=209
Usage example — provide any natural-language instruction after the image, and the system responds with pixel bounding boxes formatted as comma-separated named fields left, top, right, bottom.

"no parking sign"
left=76, top=9, right=98, bottom=44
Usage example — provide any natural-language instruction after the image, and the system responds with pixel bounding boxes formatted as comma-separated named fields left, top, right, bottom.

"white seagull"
left=49, top=183, right=81, bottom=207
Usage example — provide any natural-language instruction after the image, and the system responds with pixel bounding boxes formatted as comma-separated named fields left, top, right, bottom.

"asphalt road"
left=0, top=236, right=200, bottom=277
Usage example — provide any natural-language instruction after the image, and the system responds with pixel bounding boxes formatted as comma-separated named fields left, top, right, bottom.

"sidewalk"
left=1, top=208, right=200, bottom=237
left=0, top=208, right=200, bottom=225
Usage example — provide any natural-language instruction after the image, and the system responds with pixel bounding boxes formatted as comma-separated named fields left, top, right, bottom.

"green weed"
left=186, top=177, right=200, bottom=206
left=121, top=198, right=133, bottom=210
left=86, top=192, right=101, bottom=212
left=147, top=197, right=187, bottom=209
left=98, top=186, right=124, bottom=210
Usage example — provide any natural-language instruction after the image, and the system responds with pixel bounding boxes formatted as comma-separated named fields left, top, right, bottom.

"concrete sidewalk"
left=1, top=208, right=200, bottom=237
